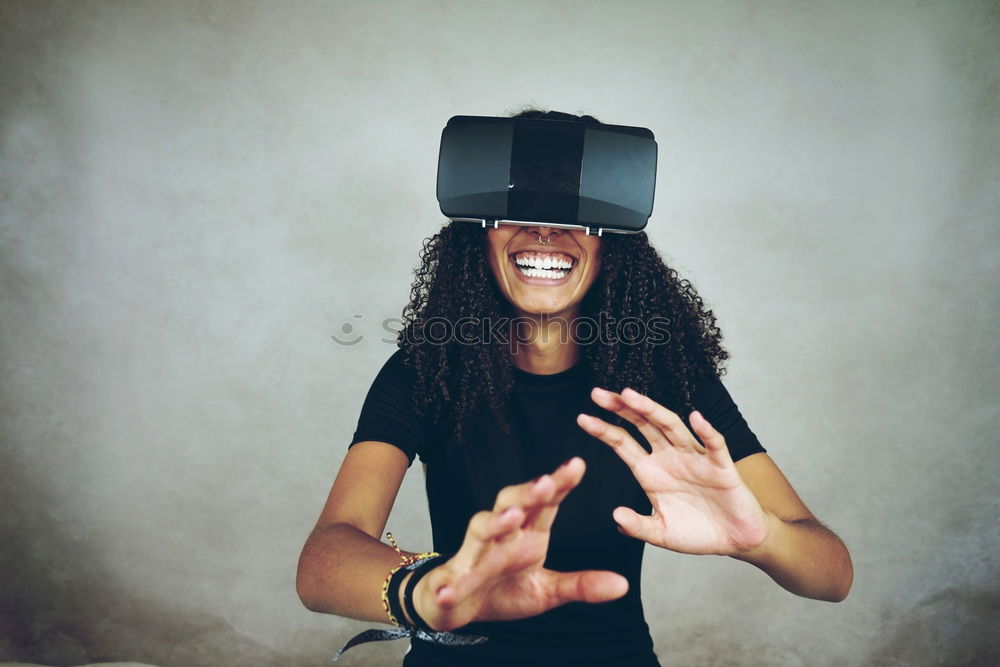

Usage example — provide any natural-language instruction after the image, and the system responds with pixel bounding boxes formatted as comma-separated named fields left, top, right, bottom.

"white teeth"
left=514, top=254, right=575, bottom=271
left=513, top=251, right=574, bottom=281
left=517, top=266, right=568, bottom=279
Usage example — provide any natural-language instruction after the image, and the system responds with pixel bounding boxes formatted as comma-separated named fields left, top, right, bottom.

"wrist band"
left=380, top=532, right=439, bottom=627
left=402, top=553, right=450, bottom=632
left=384, top=563, right=410, bottom=627
left=332, top=533, right=488, bottom=661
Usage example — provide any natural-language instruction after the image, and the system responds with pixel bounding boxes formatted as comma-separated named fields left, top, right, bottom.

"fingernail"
left=560, top=457, right=577, bottom=468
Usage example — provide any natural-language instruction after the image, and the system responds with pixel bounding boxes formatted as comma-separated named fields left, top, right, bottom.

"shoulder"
left=377, top=346, right=415, bottom=379
left=688, top=372, right=766, bottom=462
left=349, top=347, right=425, bottom=466
left=362, top=347, right=421, bottom=399
left=689, top=372, right=730, bottom=407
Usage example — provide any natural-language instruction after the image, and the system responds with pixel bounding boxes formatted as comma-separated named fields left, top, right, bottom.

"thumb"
left=613, top=506, right=660, bottom=543
left=551, top=569, right=629, bottom=605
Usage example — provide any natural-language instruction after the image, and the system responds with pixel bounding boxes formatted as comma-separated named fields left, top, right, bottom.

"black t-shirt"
left=350, top=348, right=766, bottom=667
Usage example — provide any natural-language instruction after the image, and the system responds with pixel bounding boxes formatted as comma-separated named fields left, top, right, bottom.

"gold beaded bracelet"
left=380, top=532, right=439, bottom=627
left=333, top=535, right=486, bottom=660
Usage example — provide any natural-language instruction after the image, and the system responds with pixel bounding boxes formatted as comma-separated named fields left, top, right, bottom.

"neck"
left=508, top=313, right=581, bottom=375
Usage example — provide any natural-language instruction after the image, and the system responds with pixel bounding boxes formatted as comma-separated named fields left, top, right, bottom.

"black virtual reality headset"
left=436, top=115, right=657, bottom=236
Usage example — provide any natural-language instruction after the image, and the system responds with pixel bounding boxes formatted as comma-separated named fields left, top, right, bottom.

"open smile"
left=510, top=251, right=577, bottom=285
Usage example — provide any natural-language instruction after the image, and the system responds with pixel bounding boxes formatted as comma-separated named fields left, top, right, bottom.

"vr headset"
left=436, top=115, right=657, bottom=236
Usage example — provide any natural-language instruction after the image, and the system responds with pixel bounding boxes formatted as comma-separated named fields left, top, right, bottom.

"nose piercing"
left=536, top=232, right=551, bottom=245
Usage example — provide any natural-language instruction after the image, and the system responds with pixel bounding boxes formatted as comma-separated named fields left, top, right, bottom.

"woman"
left=297, top=111, right=853, bottom=666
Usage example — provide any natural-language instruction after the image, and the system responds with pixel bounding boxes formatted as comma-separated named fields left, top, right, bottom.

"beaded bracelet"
left=402, top=553, right=449, bottom=632
left=332, top=533, right=489, bottom=661
left=384, top=561, right=411, bottom=628
left=380, top=532, right=438, bottom=627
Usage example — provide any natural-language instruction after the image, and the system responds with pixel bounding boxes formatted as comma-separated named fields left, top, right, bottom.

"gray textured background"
left=1, top=1, right=998, bottom=666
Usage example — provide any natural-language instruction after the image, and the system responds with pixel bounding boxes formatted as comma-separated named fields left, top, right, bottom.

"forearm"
left=731, top=512, right=853, bottom=602
left=296, top=521, right=416, bottom=622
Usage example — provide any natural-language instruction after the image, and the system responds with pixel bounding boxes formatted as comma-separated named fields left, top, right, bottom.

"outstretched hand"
left=577, top=387, right=770, bottom=556
left=412, top=457, right=628, bottom=632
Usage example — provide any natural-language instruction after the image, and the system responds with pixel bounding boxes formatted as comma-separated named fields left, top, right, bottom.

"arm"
left=297, top=442, right=629, bottom=629
left=577, top=387, right=853, bottom=603
left=731, top=451, right=853, bottom=602
left=296, top=440, right=414, bottom=621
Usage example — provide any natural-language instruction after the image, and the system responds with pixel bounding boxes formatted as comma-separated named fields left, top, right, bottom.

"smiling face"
left=485, top=224, right=602, bottom=318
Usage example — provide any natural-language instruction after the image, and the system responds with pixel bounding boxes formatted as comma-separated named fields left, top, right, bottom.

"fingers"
left=439, top=458, right=586, bottom=611
left=619, top=387, right=704, bottom=452
left=456, top=458, right=586, bottom=570
left=576, top=412, right=649, bottom=469
left=590, top=386, right=705, bottom=453
left=447, top=507, right=523, bottom=578
left=524, top=457, right=585, bottom=532
left=467, top=506, right=525, bottom=543
left=493, top=457, right=586, bottom=532
left=588, top=387, right=673, bottom=453
left=689, top=410, right=733, bottom=464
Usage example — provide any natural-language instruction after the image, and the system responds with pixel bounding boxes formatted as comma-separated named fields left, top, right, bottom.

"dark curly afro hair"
left=398, top=110, right=729, bottom=443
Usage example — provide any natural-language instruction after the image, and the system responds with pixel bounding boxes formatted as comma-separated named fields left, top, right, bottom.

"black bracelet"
left=385, top=564, right=410, bottom=627
left=402, top=554, right=450, bottom=633
left=332, top=552, right=487, bottom=662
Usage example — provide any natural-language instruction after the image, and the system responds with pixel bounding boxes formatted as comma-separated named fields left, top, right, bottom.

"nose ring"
left=536, top=232, right=551, bottom=245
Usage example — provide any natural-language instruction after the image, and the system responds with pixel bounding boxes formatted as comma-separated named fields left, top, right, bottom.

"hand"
left=411, top=457, right=629, bottom=632
left=576, top=387, right=770, bottom=556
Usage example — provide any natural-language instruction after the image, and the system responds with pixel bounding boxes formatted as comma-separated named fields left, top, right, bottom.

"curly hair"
left=398, top=110, right=729, bottom=443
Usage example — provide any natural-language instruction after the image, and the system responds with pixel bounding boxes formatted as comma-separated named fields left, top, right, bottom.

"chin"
left=514, top=300, right=576, bottom=319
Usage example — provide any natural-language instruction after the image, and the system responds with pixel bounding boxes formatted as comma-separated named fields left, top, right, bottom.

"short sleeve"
left=348, top=348, right=425, bottom=466
left=689, top=374, right=767, bottom=462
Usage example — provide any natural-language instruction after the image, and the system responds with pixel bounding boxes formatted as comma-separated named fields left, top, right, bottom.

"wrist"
left=403, top=554, right=451, bottom=633
left=731, top=510, right=783, bottom=563
left=410, top=574, right=441, bottom=631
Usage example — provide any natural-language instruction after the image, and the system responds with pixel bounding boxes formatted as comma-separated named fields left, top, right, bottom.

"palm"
left=631, top=445, right=765, bottom=553
left=578, top=388, right=769, bottom=556
left=413, top=458, right=628, bottom=631
left=441, top=525, right=554, bottom=625
left=464, top=558, right=562, bottom=623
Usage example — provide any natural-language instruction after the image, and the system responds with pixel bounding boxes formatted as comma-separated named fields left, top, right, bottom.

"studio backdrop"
left=1, top=1, right=998, bottom=665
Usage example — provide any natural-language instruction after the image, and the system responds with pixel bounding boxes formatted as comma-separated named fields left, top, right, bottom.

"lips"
left=509, top=251, right=577, bottom=283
